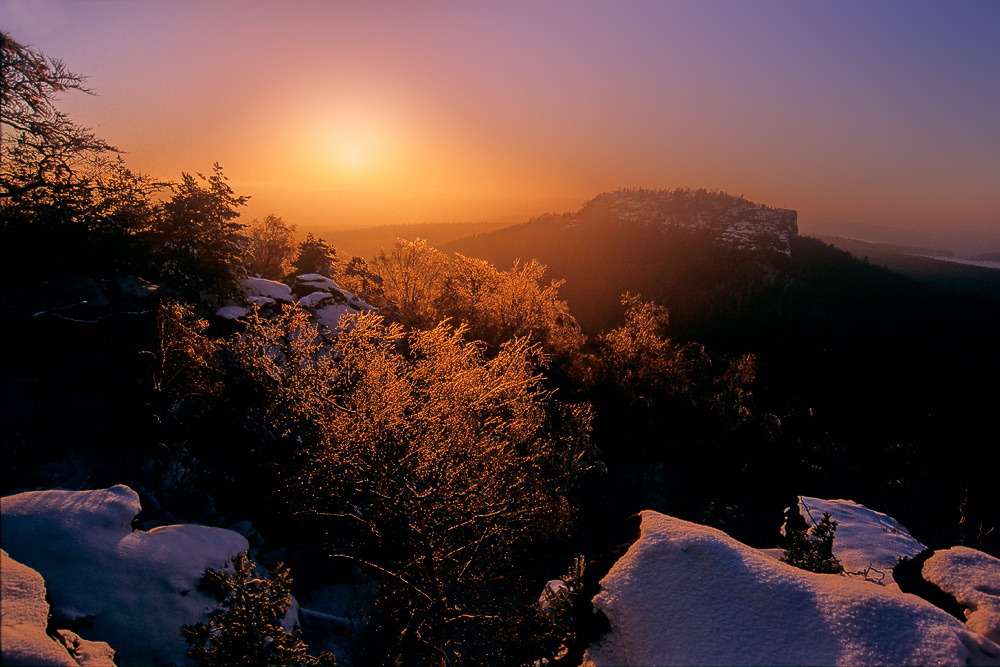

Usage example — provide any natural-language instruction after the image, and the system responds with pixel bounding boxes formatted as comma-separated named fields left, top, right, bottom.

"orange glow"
left=5, top=2, right=997, bottom=243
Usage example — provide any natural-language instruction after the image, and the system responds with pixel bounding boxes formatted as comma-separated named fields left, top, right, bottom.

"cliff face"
left=571, top=188, right=798, bottom=256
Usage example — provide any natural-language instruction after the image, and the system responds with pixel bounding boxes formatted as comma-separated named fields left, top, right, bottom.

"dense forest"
left=2, top=32, right=999, bottom=666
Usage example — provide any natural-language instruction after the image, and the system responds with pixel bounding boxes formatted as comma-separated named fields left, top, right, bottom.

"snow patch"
left=242, top=277, right=294, bottom=302
left=216, top=304, right=249, bottom=320
left=314, top=303, right=357, bottom=333
left=296, top=273, right=341, bottom=291
left=298, top=290, right=336, bottom=309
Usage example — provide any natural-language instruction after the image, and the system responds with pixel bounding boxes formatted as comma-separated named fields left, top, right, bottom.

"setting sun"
left=338, top=143, right=365, bottom=170
left=293, top=102, right=401, bottom=182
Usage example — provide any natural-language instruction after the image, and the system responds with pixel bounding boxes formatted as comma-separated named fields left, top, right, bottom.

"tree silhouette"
left=292, top=232, right=337, bottom=277
left=182, top=552, right=335, bottom=667
left=245, top=213, right=297, bottom=279
left=153, top=163, right=249, bottom=299
left=1, top=32, right=115, bottom=203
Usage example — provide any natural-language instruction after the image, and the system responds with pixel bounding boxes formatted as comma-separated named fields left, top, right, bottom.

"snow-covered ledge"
left=584, top=510, right=1000, bottom=666
left=1, top=485, right=249, bottom=667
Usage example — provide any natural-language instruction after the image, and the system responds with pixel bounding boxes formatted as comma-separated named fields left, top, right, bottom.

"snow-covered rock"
left=584, top=510, right=1000, bottom=666
left=314, top=303, right=358, bottom=332
left=248, top=295, right=276, bottom=307
left=216, top=304, right=249, bottom=320
left=792, top=496, right=926, bottom=587
left=242, top=277, right=294, bottom=303
left=293, top=273, right=340, bottom=294
left=573, top=188, right=798, bottom=256
left=292, top=273, right=377, bottom=335
left=298, top=290, right=335, bottom=309
left=1, top=549, right=116, bottom=667
left=0, top=485, right=249, bottom=667
left=216, top=275, right=376, bottom=336
left=539, top=579, right=568, bottom=613
left=52, top=630, right=118, bottom=667
left=924, top=547, right=1000, bottom=644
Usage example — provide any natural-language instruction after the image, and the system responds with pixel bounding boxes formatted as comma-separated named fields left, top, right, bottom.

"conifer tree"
left=154, top=163, right=249, bottom=299
left=782, top=512, right=844, bottom=574
left=292, top=232, right=337, bottom=277
left=182, top=552, right=335, bottom=667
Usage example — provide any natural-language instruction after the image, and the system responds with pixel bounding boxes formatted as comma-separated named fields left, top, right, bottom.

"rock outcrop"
left=572, top=188, right=798, bottom=256
left=787, top=496, right=927, bottom=588
left=584, top=510, right=1000, bottom=666
left=218, top=274, right=376, bottom=337
left=1, top=549, right=117, bottom=667
left=1, top=485, right=249, bottom=667
left=923, top=547, right=1000, bottom=644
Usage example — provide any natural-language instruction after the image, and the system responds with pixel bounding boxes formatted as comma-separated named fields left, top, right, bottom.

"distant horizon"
left=310, top=191, right=1000, bottom=259
left=3, top=1, right=997, bottom=251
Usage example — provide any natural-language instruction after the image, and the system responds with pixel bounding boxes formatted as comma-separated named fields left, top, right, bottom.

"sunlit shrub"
left=226, top=307, right=594, bottom=664
left=369, top=239, right=584, bottom=362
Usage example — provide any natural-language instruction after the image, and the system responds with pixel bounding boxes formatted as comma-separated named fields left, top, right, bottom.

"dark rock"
left=893, top=549, right=967, bottom=621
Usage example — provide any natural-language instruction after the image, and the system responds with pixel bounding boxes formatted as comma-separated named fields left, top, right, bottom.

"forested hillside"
left=446, top=190, right=1000, bottom=551
left=812, top=234, right=1000, bottom=300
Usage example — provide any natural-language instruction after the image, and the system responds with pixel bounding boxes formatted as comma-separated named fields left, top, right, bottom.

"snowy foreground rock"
left=792, top=496, right=927, bottom=588
left=584, top=510, right=1000, bottom=666
left=0, top=485, right=249, bottom=667
left=792, top=496, right=1000, bottom=643
left=924, top=547, right=1000, bottom=645
left=1, top=549, right=116, bottom=667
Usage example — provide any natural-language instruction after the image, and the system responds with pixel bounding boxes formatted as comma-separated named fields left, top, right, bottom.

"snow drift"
left=584, top=510, right=1000, bottom=666
left=0, top=485, right=249, bottom=667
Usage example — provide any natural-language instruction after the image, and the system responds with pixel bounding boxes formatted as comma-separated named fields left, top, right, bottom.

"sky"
left=2, top=0, right=998, bottom=248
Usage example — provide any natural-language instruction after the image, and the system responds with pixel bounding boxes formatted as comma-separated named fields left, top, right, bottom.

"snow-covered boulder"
left=791, top=497, right=926, bottom=587
left=292, top=273, right=341, bottom=296
left=290, top=273, right=377, bottom=335
left=298, top=289, right=336, bottom=309
left=1, top=549, right=116, bottom=667
left=924, top=547, right=1000, bottom=644
left=242, top=277, right=294, bottom=303
left=584, top=510, right=1000, bottom=666
left=216, top=304, right=249, bottom=320
left=0, top=485, right=249, bottom=667
left=217, top=274, right=376, bottom=335
left=314, top=303, right=358, bottom=332
left=216, top=277, right=295, bottom=319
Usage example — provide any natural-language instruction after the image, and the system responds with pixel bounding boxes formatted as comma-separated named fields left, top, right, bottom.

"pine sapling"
left=782, top=512, right=844, bottom=574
